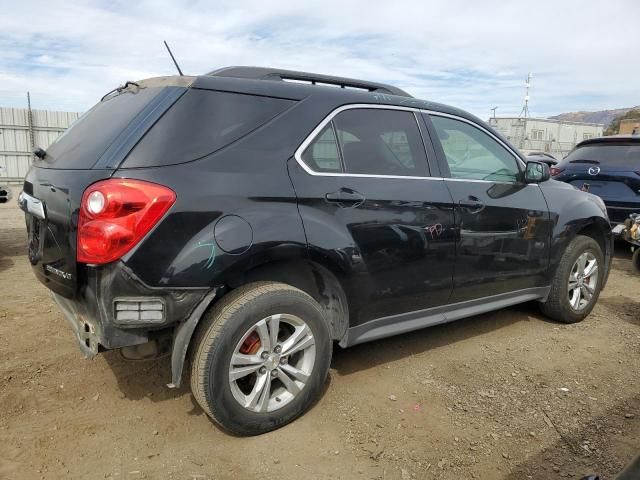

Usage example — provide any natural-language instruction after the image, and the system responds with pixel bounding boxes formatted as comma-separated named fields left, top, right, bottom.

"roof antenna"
left=163, top=40, right=184, bottom=76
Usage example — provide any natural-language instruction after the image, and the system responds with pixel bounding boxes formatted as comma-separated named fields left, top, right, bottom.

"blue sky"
left=0, top=0, right=638, bottom=118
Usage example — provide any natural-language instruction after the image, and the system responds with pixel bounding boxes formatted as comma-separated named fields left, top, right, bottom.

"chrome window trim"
left=294, top=103, right=527, bottom=180
left=294, top=104, right=429, bottom=179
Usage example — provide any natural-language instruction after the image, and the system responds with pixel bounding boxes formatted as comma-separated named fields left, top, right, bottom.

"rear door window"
left=123, top=90, right=296, bottom=168
left=334, top=109, right=428, bottom=176
left=300, top=108, right=429, bottom=176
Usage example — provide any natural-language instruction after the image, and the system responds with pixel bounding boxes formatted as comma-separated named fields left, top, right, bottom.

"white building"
left=488, top=117, right=604, bottom=159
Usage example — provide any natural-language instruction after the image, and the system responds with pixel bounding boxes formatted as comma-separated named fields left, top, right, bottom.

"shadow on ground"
left=332, top=301, right=547, bottom=376
left=103, top=350, right=188, bottom=402
left=505, top=394, right=640, bottom=480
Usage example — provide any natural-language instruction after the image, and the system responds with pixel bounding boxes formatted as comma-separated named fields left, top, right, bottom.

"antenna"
left=163, top=40, right=184, bottom=76
left=518, top=72, right=532, bottom=120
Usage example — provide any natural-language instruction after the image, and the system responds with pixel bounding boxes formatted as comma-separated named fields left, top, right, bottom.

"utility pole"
left=26, top=92, right=35, bottom=160
left=490, top=106, right=498, bottom=125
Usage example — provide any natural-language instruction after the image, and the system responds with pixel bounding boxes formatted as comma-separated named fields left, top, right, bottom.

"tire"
left=190, top=281, right=332, bottom=436
left=632, top=248, right=640, bottom=275
left=540, top=235, right=604, bottom=324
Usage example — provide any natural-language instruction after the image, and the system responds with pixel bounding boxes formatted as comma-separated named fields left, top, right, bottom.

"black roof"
left=577, top=134, right=640, bottom=147
left=207, top=66, right=413, bottom=98
left=183, top=66, right=498, bottom=146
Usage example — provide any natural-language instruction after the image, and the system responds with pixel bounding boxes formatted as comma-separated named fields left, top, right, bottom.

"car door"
left=424, top=113, right=551, bottom=303
left=288, top=106, right=456, bottom=326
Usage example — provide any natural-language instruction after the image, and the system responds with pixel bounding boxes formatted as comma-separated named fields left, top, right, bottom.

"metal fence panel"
left=0, top=106, right=80, bottom=181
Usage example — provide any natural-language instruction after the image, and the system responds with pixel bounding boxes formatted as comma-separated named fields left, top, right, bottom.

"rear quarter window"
left=122, top=89, right=296, bottom=168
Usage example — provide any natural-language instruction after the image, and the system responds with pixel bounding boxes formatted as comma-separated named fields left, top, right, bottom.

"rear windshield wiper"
left=101, top=81, right=141, bottom=102
left=569, top=159, right=600, bottom=164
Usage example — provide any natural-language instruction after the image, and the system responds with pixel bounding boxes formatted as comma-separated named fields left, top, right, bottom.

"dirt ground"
left=1, top=185, right=638, bottom=480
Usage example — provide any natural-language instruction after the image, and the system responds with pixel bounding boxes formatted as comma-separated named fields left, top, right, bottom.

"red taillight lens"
left=77, top=179, right=176, bottom=264
left=550, top=166, right=564, bottom=176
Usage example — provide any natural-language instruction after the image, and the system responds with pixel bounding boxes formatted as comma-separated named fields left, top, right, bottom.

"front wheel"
left=190, top=282, right=332, bottom=435
left=540, top=235, right=604, bottom=323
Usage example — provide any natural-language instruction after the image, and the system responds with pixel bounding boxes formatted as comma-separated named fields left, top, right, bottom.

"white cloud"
left=0, top=0, right=638, bottom=117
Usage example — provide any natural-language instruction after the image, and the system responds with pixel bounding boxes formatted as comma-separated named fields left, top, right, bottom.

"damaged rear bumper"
left=52, top=261, right=208, bottom=357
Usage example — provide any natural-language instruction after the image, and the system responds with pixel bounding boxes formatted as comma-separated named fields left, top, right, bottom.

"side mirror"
left=525, top=161, right=550, bottom=183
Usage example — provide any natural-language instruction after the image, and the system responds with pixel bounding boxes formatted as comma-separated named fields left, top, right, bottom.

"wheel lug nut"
left=280, top=357, right=287, bottom=364
left=261, top=351, right=269, bottom=359
left=271, top=370, right=278, bottom=377
left=274, top=346, right=282, bottom=354
left=259, top=367, right=267, bottom=375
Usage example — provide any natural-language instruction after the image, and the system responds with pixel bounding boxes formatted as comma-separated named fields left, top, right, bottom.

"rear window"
left=122, top=89, right=295, bottom=168
left=564, top=143, right=640, bottom=167
left=39, top=87, right=164, bottom=169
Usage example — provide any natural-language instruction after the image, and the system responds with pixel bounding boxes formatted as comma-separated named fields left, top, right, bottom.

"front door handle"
left=459, top=195, right=485, bottom=214
left=325, top=188, right=365, bottom=208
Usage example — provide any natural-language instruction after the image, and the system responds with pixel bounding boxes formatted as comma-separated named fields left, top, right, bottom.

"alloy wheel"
left=567, top=252, right=598, bottom=311
left=229, top=314, right=316, bottom=413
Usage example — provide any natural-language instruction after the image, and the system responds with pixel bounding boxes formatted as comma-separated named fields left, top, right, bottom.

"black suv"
left=20, top=67, right=612, bottom=435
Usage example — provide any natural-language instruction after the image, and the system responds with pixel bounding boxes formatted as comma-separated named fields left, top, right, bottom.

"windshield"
left=564, top=143, right=640, bottom=167
left=37, top=86, right=164, bottom=169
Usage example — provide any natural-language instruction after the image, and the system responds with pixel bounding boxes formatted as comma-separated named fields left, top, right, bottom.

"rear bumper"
left=51, top=261, right=208, bottom=356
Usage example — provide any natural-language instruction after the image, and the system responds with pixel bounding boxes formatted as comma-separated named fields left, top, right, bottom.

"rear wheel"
left=190, top=282, right=332, bottom=435
left=540, top=235, right=604, bottom=323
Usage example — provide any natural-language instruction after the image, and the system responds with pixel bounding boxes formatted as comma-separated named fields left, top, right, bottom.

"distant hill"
left=549, top=106, right=640, bottom=127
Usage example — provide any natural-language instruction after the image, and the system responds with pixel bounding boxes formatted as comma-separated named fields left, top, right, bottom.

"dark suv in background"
left=551, top=135, right=640, bottom=224
left=20, top=67, right=611, bottom=435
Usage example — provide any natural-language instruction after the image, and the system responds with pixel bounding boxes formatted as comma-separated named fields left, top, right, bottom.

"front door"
left=289, top=106, right=456, bottom=326
left=425, top=114, right=551, bottom=302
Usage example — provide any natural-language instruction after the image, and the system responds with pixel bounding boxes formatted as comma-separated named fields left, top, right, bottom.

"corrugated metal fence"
left=0, top=107, right=80, bottom=182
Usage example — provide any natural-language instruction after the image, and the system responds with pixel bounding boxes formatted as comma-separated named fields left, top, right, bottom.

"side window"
left=430, top=115, right=521, bottom=182
left=334, top=109, right=428, bottom=176
left=301, top=123, right=342, bottom=173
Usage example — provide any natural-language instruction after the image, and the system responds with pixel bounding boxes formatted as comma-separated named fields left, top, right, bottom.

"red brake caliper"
left=239, top=331, right=261, bottom=355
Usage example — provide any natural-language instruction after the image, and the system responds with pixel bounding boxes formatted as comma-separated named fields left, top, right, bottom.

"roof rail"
left=207, top=66, right=412, bottom=98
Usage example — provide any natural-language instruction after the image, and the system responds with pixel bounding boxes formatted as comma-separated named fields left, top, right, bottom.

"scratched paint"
left=195, top=241, right=217, bottom=269
left=424, top=223, right=443, bottom=239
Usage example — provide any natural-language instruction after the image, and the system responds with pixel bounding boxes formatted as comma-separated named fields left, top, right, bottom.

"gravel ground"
left=1, top=185, right=638, bottom=479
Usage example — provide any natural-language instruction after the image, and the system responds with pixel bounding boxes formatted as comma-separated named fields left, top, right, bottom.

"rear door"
left=288, top=106, right=456, bottom=326
left=425, top=113, right=551, bottom=302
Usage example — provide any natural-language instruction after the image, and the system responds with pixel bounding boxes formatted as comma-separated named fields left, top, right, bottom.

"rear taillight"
left=550, top=166, right=564, bottom=176
left=77, top=179, right=176, bottom=264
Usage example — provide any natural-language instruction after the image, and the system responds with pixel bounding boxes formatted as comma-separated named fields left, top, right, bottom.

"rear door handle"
left=325, top=188, right=365, bottom=208
left=459, top=196, right=485, bottom=213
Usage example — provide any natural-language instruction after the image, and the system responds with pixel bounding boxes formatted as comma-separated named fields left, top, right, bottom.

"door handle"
left=459, top=196, right=485, bottom=214
left=325, top=188, right=365, bottom=208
